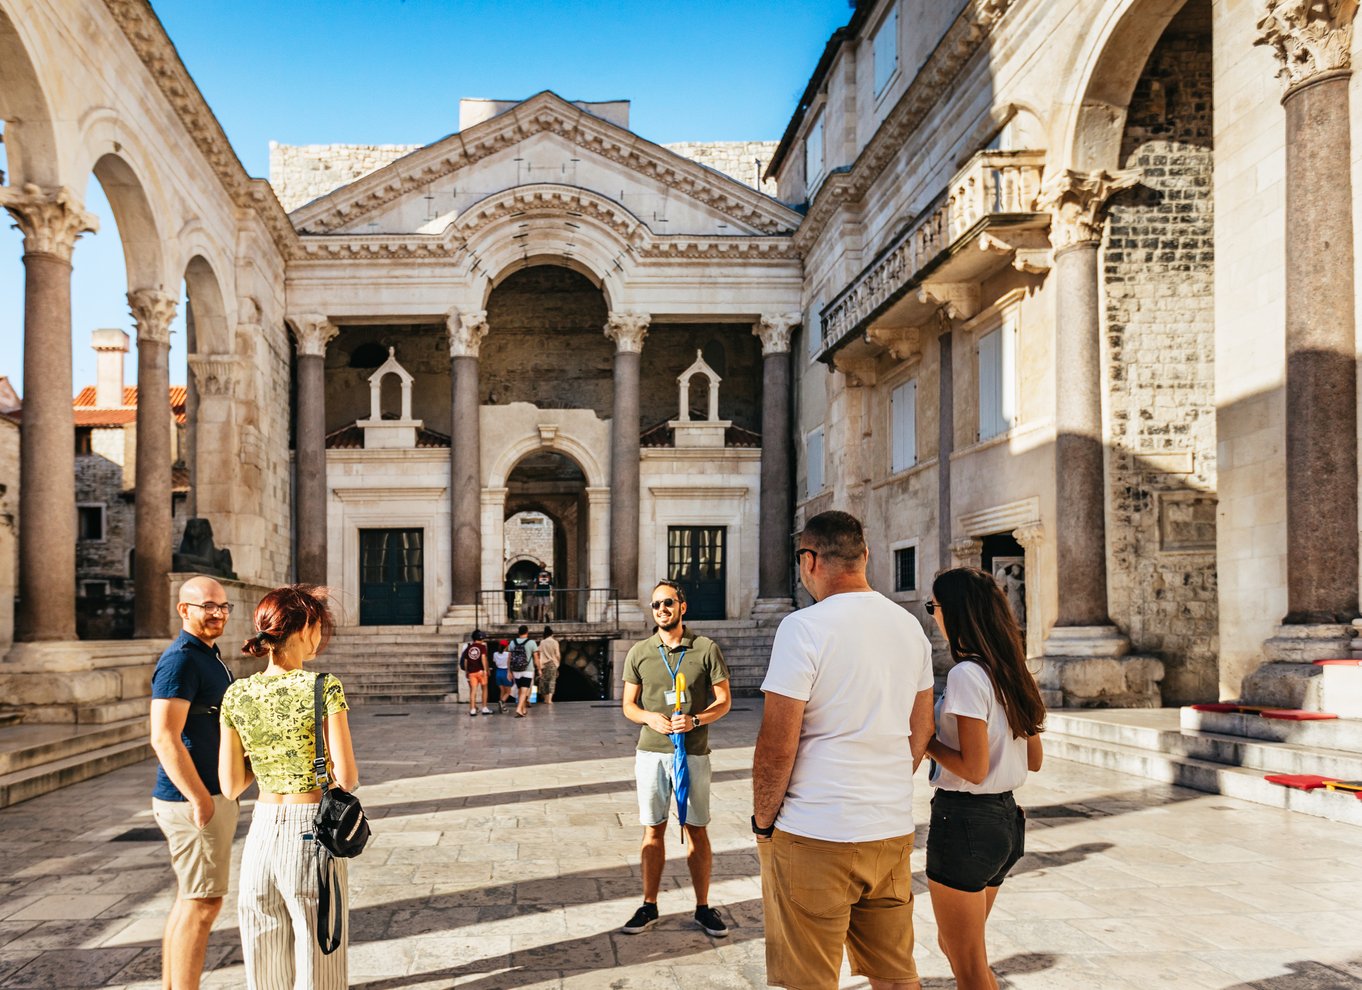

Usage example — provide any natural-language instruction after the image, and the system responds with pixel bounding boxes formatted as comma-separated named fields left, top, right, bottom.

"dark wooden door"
left=359, top=528, right=424, bottom=626
left=667, top=526, right=726, bottom=620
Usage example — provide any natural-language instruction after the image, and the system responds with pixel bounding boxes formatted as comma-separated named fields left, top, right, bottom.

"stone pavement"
left=2, top=701, right=1362, bottom=989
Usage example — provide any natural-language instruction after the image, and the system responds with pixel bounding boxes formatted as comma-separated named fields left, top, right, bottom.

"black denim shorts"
left=925, top=789, right=1026, bottom=892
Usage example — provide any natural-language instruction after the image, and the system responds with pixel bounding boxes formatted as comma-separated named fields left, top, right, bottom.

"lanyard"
left=656, top=644, right=686, bottom=688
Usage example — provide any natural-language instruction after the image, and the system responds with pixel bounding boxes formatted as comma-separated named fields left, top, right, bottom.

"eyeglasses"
left=924, top=601, right=938, bottom=615
left=795, top=548, right=817, bottom=566
left=650, top=598, right=679, bottom=611
left=186, top=602, right=233, bottom=616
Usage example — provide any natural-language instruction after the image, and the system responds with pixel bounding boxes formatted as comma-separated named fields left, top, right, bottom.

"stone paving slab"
left=1, top=702, right=1361, bottom=988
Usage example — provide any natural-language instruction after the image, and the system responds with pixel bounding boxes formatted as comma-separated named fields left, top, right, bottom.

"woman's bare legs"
left=928, top=879, right=999, bottom=990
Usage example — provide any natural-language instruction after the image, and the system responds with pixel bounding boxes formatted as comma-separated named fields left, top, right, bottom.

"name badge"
left=664, top=689, right=690, bottom=707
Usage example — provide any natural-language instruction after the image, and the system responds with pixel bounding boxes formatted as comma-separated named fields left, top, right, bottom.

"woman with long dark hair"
left=924, top=566, right=1045, bottom=990
left=218, top=585, right=357, bottom=990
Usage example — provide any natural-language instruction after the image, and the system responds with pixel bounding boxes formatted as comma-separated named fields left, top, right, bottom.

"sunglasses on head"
left=650, top=597, right=679, bottom=611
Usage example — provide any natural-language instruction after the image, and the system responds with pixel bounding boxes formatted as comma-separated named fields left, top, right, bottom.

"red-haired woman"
left=218, top=585, right=357, bottom=990
left=924, top=567, right=1045, bottom=990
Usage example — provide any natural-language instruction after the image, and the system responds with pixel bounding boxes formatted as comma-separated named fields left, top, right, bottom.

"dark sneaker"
left=620, top=902, right=659, bottom=934
left=695, top=905, right=728, bottom=937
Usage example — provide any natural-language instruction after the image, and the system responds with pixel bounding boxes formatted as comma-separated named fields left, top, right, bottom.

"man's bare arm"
left=150, top=698, right=214, bottom=826
left=752, top=691, right=805, bottom=829
left=621, top=681, right=672, bottom=735
left=909, top=687, right=935, bottom=770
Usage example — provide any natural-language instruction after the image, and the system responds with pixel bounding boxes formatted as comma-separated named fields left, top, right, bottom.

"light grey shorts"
left=635, top=749, right=712, bottom=828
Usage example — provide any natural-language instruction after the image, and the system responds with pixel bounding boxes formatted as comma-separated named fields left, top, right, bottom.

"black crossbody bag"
left=311, top=674, right=370, bottom=955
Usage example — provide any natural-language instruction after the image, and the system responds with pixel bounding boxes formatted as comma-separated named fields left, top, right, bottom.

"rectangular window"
left=894, top=546, right=917, bottom=593
left=77, top=504, right=105, bottom=541
left=977, top=318, right=1018, bottom=441
left=805, top=114, right=825, bottom=192
left=873, top=6, right=899, bottom=97
left=807, top=296, right=823, bottom=356
left=75, top=427, right=94, bottom=455
left=806, top=427, right=825, bottom=498
left=890, top=378, right=917, bottom=473
left=81, top=580, right=109, bottom=598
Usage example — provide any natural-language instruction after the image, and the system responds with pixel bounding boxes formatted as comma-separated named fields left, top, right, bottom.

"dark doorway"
left=360, top=528, right=424, bottom=625
left=554, top=638, right=611, bottom=701
left=668, top=526, right=727, bottom=620
left=981, top=531, right=1026, bottom=632
left=506, top=451, right=589, bottom=621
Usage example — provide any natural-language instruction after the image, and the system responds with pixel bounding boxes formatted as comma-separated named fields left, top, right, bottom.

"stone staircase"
left=0, top=717, right=151, bottom=809
left=319, top=627, right=461, bottom=704
left=687, top=619, right=776, bottom=697
left=1045, top=707, right=1362, bottom=827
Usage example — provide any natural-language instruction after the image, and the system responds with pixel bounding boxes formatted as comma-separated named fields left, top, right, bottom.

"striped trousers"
left=238, top=803, right=348, bottom=990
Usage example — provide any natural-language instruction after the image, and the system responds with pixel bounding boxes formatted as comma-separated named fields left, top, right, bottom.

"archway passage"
left=506, top=451, right=588, bottom=621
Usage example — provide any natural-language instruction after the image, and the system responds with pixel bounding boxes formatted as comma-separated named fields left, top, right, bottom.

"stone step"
left=1181, top=707, right=1362, bottom=750
left=1047, top=711, right=1362, bottom=780
left=1045, top=731, right=1362, bottom=828
left=76, top=697, right=151, bottom=724
left=0, top=737, right=153, bottom=809
left=0, top=717, right=147, bottom=776
left=0, top=714, right=20, bottom=728
left=347, top=693, right=459, bottom=705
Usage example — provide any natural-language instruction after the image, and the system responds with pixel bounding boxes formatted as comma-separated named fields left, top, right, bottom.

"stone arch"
left=89, top=152, right=164, bottom=292
left=183, top=254, right=231, bottom=355
left=489, top=436, right=605, bottom=490
left=0, top=6, right=60, bottom=185
left=480, top=253, right=611, bottom=310
left=1054, top=0, right=1192, bottom=172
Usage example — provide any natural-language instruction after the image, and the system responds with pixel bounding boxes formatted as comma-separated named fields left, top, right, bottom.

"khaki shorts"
left=757, top=828, right=917, bottom=990
left=152, top=794, right=239, bottom=899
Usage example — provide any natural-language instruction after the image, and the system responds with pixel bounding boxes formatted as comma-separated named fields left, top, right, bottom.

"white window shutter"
left=979, top=329, right=1001, bottom=440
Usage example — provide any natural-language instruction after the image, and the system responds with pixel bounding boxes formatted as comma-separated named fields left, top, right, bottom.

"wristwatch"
left=751, top=815, right=775, bottom=838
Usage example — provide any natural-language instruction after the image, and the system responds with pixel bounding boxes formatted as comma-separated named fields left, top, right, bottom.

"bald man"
left=149, top=575, right=240, bottom=990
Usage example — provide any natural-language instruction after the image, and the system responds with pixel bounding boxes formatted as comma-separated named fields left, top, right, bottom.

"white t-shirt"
left=760, top=591, right=935, bottom=842
left=492, top=650, right=510, bottom=671
left=931, top=659, right=1028, bottom=795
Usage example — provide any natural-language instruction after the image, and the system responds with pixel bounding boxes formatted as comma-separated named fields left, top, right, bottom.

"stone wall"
left=505, top=512, right=554, bottom=569
left=1104, top=25, right=1218, bottom=705
left=269, top=139, right=780, bottom=213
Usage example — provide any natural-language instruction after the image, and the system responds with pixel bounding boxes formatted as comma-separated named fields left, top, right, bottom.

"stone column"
left=289, top=314, right=337, bottom=586
left=1038, top=169, right=1137, bottom=654
left=605, top=312, right=649, bottom=608
left=1247, top=3, right=1361, bottom=691
left=187, top=352, right=243, bottom=545
left=937, top=330, right=955, bottom=573
left=752, top=313, right=799, bottom=616
left=448, top=310, right=488, bottom=620
left=0, top=184, right=96, bottom=641
left=129, top=289, right=178, bottom=638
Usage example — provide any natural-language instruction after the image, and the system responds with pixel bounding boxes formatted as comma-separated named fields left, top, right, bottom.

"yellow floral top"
left=220, top=669, right=348, bottom=794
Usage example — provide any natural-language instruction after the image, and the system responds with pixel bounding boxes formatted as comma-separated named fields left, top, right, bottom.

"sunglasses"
left=924, top=601, right=938, bottom=615
left=795, top=548, right=817, bottom=565
left=650, top=598, right=679, bottom=611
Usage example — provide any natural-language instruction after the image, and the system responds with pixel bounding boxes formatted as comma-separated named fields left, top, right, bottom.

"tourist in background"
left=536, top=626, right=561, bottom=705
left=924, top=567, right=1045, bottom=990
left=461, top=630, right=492, bottom=716
left=492, top=640, right=512, bottom=713
left=509, top=624, right=539, bottom=717
left=219, top=585, right=357, bottom=990
left=149, top=575, right=240, bottom=990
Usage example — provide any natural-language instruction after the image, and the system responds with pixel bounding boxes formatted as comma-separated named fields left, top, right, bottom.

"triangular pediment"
left=290, top=91, right=801, bottom=239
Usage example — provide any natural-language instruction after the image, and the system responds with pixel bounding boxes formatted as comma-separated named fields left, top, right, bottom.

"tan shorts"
left=757, top=828, right=917, bottom=990
left=152, top=794, right=239, bottom=899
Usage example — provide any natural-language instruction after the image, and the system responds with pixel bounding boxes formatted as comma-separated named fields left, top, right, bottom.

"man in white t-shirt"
left=752, top=510, right=935, bottom=990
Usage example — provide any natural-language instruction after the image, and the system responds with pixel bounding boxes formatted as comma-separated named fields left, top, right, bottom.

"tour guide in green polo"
left=620, top=579, right=732, bottom=938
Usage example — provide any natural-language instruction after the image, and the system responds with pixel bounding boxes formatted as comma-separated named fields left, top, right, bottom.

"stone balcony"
left=816, top=150, right=1048, bottom=367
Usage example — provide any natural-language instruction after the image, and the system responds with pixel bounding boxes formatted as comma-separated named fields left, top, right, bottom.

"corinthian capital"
left=1038, top=169, right=1141, bottom=253
left=0, top=183, right=98, bottom=261
left=289, top=313, right=338, bottom=357
left=127, top=289, right=178, bottom=346
left=189, top=353, right=243, bottom=398
left=605, top=312, right=650, bottom=353
left=1256, top=0, right=1358, bottom=92
left=754, top=313, right=800, bottom=355
left=447, top=309, right=489, bottom=358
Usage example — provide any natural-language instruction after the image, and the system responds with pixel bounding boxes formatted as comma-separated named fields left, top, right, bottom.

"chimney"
left=91, top=328, right=130, bottom=407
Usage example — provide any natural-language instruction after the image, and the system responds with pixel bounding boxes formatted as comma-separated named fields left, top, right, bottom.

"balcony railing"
left=818, top=150, right=1045, bottom=356
left=475, top=588, right=620, bottom=630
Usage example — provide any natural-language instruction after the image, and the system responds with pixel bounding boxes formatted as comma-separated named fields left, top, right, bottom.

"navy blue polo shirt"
left=151, top=630, right=233, bottom=801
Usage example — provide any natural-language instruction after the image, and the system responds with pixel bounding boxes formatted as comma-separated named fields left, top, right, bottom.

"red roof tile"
left=71, top=385, right=187, bottom=426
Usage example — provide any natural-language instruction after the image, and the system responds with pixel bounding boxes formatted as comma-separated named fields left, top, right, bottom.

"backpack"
left=461, top=643, right=485, bottom=673
left=509, top=638, right=531, bottom=672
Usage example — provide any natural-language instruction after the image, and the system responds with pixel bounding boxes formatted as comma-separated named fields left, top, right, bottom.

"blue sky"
left=0, top=0, right=850, bottom=395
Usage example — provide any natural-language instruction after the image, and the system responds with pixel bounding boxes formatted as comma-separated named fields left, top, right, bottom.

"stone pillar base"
left=1037, top=655, right=1165, bottom=709
left=1042, top=625, right=1130, bottom=658
left=438, top=605, right=481, bottom=632
left=615, top=601, right=648, bottom=631
left=1263, top=623, right=1354, bottom=662
left=0, top=639, right=171, bottom=724
left=750, top=598, right=795, bottom=626
left=1234, top=624, right=1355, bottom=710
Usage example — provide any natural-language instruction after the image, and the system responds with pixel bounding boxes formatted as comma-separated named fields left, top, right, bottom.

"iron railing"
left=475, top=587, right=620, bottom=630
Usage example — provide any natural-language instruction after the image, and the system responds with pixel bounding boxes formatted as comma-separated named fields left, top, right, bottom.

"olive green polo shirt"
left=623, top=628, right=729, bottom=755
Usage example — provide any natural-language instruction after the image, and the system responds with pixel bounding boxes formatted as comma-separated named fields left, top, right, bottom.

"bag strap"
left=315, top=848, right=343, bottom=955
left=313, top=673, right=329, bottom=791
